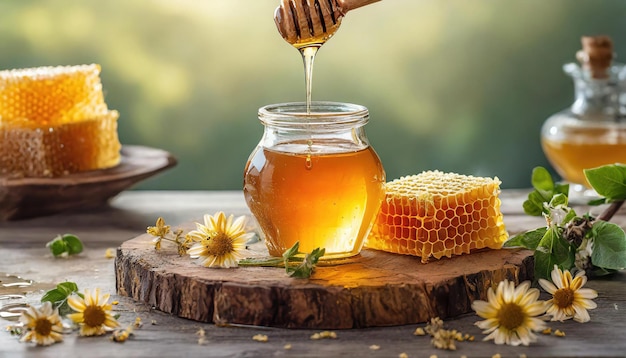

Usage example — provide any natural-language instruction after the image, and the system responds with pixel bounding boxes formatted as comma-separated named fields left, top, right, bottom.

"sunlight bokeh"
left=1, top=0, right=625, bottom=189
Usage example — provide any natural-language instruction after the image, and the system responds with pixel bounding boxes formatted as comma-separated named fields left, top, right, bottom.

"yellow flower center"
left=553, top=288, right=575, bottom=308
left=35, top=318, right=53, bottom=336
left=207, top=233, right=234, bottom=257
left=498, top=302, right=525, bottom=330
left=83, top=305, right=106, bottom=327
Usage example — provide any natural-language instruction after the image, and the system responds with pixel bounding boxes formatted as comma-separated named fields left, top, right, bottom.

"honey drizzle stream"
left=299, top=46, right=320, bottom=169
left=300, top=45, right=320, bottom=114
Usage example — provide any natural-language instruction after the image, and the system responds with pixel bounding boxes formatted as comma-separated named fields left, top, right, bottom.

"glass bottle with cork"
left=541, top=35, right=626, bottom=196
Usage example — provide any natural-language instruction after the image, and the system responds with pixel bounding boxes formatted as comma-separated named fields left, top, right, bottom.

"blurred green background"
left=1, top=0, right=625, bottom=190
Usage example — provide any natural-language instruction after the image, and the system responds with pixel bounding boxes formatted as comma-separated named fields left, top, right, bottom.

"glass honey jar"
left=541, top=36, right=626, bottom=195
left=243, top=102, right=386, bottom=259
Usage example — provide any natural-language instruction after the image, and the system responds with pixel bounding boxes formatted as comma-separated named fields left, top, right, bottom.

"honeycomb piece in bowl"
left=0, top=64, right=108, bottom=125
left=0, top=111, right=121, bottom=178
left=365, top=170, right=508, bottom=263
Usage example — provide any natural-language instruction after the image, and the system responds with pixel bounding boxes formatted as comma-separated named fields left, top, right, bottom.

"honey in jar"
left=541, top=36, right=626, bottom=192
left=541, top=121, right=626, bottom=187
left=243, top=102, right=385, bottom=259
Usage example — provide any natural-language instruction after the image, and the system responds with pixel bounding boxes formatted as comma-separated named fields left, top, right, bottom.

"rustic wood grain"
left=115, top=226, right=534, bottom=329
left=1, top=190, right=625, bottom=357
left=0, top=145, right=176, bottom=221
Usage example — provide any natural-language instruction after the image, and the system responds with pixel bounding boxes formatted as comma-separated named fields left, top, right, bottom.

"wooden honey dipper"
left=274, top=0, right=381, bottom=47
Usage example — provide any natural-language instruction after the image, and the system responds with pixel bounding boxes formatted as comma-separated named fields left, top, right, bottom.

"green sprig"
left=504, top=164, right=626, bottom=280
left=239, top=241, right=325, bottom=278
left=46, top=234, right=84, bottom=257
left=283, top=243, right=325, bottom=278
left=41, top=281, right=82, bottom=316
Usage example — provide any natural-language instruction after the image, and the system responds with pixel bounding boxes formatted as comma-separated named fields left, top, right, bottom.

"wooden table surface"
left=1, top=190, right=625, bottom=357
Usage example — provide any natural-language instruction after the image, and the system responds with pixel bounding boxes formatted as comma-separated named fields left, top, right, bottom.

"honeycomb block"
left=0, top=64, right=107, bottom=125
left=0, top=111, right=121, bottom=178
left=365, top=170, right=508, bottom=263
left=0, top=64, right=121, bottom=178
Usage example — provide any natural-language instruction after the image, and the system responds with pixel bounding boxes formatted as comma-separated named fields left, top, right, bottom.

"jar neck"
left=257, top=102, right=371, bottom=152
left=565, top=63, right=621, bottom=121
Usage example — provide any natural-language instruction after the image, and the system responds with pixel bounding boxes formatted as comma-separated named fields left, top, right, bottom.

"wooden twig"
left=597, top=200, right=625, bottom=222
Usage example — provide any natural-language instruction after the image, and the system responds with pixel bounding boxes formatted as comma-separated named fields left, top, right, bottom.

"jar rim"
left=258, top=101, right=369, bottom=127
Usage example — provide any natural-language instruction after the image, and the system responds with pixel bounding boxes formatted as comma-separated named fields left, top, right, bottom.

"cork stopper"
left=576, top=35, right=614, bottom=79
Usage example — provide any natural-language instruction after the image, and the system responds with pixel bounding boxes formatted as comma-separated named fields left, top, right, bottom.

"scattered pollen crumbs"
left=252, top=334, right=268, bottom=342
left=310, top=331, right=337, bottom=340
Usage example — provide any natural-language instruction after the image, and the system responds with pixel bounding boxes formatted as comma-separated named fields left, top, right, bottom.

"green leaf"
left=590, top=221, right=626, bottom=270
left=524, top=191, right=548, bottom=216
left=41, top=282, right=79, bottom=304
left=554, top=182, right=570, bottom=197
left=241, top=242, right=326, bottom=278
left=549, top=193, right=568, bottom=208
left=584, top=164, right=626, bottom=201
left=41, top=288, right=67, bottom=304
left=534, top=226, right=575, bottom=280
left=522, top=167, right=572, bottom=217
left=62, top=234, right=83, bottom=255
left=282, top=241, right=300, bottom=261
left=562, top=210, right=577, bottom=226
left=587, top=198, right=608, bottom=206
left=57, top=301, right=74, bottom=317
left=287, top=247, right=325, bottom=278
left=46, top=236, right=67, bottom=257
left=523, top=193, right=543, bottom=216
left=56, top=282, right=79, bottom=296
left=531, top=166, right=555, bottom=194
left=45, top=234, right=83, bottom=257
left=41, top=281, right=81, bottom=316
left=503, top=227, right=547, bottom=250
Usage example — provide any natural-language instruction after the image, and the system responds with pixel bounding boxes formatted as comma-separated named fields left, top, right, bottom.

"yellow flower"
left=187, top=212, right=254, bottom=268
left=147, top=217, right=170, bottom=237
left=472, top=280, right=546, bottom=346
left=19, top=301, right=64, bottom=346
left=148, top=217, right=171, bottom=250
left=538, top=265, right=597, bottom=323
left=67, top=288, right=120, bottom=336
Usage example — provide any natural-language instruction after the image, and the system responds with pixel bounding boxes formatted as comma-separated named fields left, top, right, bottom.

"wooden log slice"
left=115, top=226, right=533, bottom=329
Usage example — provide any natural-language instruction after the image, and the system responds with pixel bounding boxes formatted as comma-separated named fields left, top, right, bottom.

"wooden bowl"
left=0, top=145, right=176, bottom=220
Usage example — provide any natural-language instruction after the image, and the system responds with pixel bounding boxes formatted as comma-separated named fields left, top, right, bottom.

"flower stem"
left=597, top=200, right=625, bottom=222
left=238, top=257, right=286, bottom=267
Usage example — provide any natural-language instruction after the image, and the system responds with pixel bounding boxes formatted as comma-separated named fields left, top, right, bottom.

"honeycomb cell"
left=402, top=216, right=409, bottom=227
left=451, top=216, right=460, bottom=227
left=365, top=170, right=509, bottom=263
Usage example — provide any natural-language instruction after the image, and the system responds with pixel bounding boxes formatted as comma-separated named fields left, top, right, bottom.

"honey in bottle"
left=541, top=36, right=626, bottom=192
left=243, top=102, right=385, bottom=259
